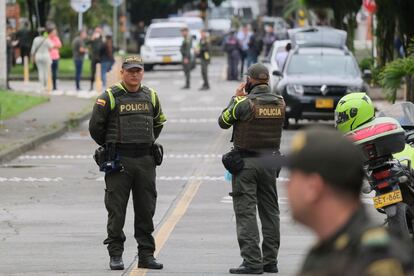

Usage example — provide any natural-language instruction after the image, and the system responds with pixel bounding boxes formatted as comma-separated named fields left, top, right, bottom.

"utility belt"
left=94, top=143, right=164, bottom=173
left=222, top=148, right=280, bottom=175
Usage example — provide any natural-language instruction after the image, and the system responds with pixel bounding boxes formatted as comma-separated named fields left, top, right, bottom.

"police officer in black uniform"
left=219, top=63, right=285, bottom=274
left=89, top=55, right=166, bottom=270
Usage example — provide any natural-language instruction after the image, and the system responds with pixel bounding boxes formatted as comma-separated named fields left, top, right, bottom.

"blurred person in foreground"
left=31, top=28, right=53, bottom=91
left=71, top=30, right=88, bottom=91
left=279, top=127, right=414, bottom=276
left=89, top=55, right=166, bottom=271
left=219, top=63, right=285, bottom=274
left=48, top=27, right=62, bottom=91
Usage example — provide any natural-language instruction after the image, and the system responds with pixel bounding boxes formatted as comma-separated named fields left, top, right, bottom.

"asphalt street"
left=0, top=58, right=382, bottom=276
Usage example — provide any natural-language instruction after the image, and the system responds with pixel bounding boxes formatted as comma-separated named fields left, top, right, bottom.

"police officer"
left=89, top=55, right=166, bottom=270
left=180, top=27, right=192, bottom=89
left=218, top=63, right=285, bottom=274
left=280, top=127, right=414, bottom=276
left=197, top=29, right=211, bottom=91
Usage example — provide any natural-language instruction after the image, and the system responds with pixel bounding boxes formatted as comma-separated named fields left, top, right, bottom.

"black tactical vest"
left=105, top=84, right=155, bottom=144
left=233, top=95, right=285, bottom=151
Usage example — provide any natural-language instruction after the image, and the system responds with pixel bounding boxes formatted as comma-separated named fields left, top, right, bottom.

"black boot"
left=109, top=256, right=124, bottom=270
left=138, top=257, right=163, bottom=270
left=229, top=262, right=263, bottom=274
left=263, top=263, right=278, bottom=273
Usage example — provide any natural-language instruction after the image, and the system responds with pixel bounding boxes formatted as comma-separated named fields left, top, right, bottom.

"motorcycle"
left=346, top=102, right=414, bottom=242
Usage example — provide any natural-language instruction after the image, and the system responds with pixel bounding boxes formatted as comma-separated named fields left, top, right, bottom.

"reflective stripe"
left=221, top=114, right=232, bottom=126
left=150, top=88, right=157, bottom=107
left=232, top=97, right=247, bottom=120
left=107, top=89, right=116, bottom=110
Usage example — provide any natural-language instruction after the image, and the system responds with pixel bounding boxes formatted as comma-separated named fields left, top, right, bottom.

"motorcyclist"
left=335, top=92, right=414, bottom=162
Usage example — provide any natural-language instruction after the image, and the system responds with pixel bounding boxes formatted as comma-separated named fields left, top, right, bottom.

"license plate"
left=373, top=190, right=403, bottom=209
left=163, top=56, right=172, bottom=63
left=315, top=98, right=334, bottom=109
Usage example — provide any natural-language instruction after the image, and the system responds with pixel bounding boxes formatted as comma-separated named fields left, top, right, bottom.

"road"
left=0, top=58, right=381, bottom=276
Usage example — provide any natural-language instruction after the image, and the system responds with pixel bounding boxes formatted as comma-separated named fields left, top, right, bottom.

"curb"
left=0, top=110, right=92, bottom=164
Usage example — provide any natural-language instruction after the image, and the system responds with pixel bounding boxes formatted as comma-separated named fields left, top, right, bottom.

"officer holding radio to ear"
left=89, top=55, right=166, bottom=271
left=219, top=63, right=285, bottom=274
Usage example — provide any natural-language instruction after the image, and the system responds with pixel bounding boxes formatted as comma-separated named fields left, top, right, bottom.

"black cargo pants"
left=103, top=154, right=157, bottom=261
left=231, top=157, right=280, bottom=269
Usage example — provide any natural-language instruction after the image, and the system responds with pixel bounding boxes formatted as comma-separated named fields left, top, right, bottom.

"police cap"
left=277, top=126, right=365, bottom=196
left=122, top=55, right=144, bottom=70
left=246, top=63, right=269, bottom=81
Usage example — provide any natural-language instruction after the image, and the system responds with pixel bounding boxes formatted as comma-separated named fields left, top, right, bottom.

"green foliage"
left=359, top=57, right=374, bottom=72
left=380, top=57, right=414, bottom=103
left=59, top=45, right=72, bottom=59
left=0, top=91, right=48, bottom=120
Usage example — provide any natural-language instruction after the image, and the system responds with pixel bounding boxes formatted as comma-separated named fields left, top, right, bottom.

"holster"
left=94, top=144, right=123, bottom=174
left=152, top=143, right=164, bottom=166
left=93, top=146, right=107, bottom=167
left=222, top=149, right=245, bottom=175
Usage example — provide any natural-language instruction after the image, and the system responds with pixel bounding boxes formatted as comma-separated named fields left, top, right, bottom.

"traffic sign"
left=70, top=0, right=91, bottom=13
left=109, top=0, right=123, bottom=7
left=363, top=0, right=376, bottom=13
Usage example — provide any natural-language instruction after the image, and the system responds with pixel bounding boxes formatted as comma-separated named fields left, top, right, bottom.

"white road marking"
left=168, top=118, right=217, bottom=123
left=18, top=154, right=223, bottom=160
left=0, top=177, right=63, bottom=183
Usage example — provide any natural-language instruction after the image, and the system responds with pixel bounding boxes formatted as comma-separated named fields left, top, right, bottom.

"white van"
left=140, top=22, right=191, bottom=71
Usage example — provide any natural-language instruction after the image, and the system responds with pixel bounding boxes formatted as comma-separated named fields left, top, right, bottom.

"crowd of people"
left=6, top=23, right=115, bottom=93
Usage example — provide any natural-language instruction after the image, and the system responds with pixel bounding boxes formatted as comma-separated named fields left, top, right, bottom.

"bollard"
left=23, top=56, right=29, bottom=83
left=46, top=65, right=53, bottom=93
left=95, top=63, right=102, bottom=93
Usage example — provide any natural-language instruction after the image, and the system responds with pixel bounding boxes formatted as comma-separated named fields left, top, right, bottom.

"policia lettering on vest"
left=218, top=63, right=286, bottom=274
left=89, top=55, right=166, bottom=271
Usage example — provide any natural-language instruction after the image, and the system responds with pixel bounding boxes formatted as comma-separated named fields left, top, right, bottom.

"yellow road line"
left=129, top=130, right=227, bottom=276
left=129, top=179, right=202, bottom=276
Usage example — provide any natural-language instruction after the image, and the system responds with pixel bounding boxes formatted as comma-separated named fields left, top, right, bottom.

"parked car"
left=274, top=27, right=370, bottom=128
left=140, top=21, right=196, bottom=71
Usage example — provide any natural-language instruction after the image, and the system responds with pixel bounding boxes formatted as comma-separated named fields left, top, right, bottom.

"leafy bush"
left=359, top=57, right=374, bottom=71
left=380, top=57, right=414, bottom=103
left=60, top=45, right=73, bottom=59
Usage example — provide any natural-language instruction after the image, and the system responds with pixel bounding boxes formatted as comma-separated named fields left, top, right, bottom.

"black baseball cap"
left=122, top=55, right=144, bottom=70
left=278, top=126, right=365, bottom=195
left=245, top=63, right=269, bottom=81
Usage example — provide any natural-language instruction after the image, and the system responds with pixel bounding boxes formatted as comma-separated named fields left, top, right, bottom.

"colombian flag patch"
left=96, top=99, right=106, bottom=107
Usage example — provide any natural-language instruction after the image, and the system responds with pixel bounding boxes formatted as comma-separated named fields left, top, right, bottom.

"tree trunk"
left=406, top=75, right=414, bottom=103
left=376, top=0, right=396, bottom=67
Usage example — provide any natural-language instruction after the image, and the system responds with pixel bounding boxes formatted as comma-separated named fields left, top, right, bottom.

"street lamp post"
left=0, top=0, right=7, bottom=90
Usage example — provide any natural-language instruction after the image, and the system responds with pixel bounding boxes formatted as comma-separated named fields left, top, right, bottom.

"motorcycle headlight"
left=286, top=84, right=304, bottom=96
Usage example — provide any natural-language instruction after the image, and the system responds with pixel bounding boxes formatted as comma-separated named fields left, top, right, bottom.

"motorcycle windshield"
left=378, top=102, right=414, bottom=128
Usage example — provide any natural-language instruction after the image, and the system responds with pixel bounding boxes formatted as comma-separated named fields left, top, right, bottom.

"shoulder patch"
left=361, top=228, right=390, bottom=247
left=96, top=98, right=106, bottom=107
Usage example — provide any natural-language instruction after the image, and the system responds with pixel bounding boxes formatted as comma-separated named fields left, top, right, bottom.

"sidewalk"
left=0, top=80, right=98, bottom=163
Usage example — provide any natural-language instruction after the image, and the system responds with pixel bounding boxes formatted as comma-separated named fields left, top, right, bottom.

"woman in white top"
left=31, top=28, right=53, bottom=90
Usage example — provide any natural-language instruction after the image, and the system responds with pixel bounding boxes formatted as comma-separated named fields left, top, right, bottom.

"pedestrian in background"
left=197, top=29, right=211, bottom=90
left=237, top=24, right=251, bottom=78
left=263, top=25, right=276, bottom=57
left=219, top=64, right=285, bottom=274
left=180, top=27, right=192, bottom=89
left=89, top=55, right=166, bottom=271
left=275, top=42, right=291, bottom=71
left=135, top=21, right=146, bottom=54
left=6, top=25, right=15, bottom=89
left=48, top=27, right=62, bottom=91
left=89, top=27, right=104, bottom=91
left=247, top=28, right=263, bottom=67
left=71, top=30, right=88, bottom=91
left=15, top=22, right=33, bottom=63
left=31, top=28, right=53, bottom=91
left=280, top=127, right=414, bottom=276
left=223, top=29, right=241, bottom=81
left=100, top=34, right=115, bottom=91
